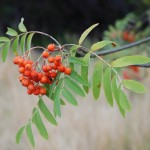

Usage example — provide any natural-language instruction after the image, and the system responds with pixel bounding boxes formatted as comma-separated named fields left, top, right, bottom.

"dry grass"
left=0, top=56, right=150, bottom=150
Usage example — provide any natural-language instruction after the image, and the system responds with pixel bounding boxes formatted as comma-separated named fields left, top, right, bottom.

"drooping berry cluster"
left=13, top=44, right=72, bottom=96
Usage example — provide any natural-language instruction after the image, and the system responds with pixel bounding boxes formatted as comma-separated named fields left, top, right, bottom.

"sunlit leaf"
left=26, top=33, right=34, bottom=50
left=53, top=79, right=63, bottom=117
left=70, top=45, right=80, bottom=56
left=26, top=123, right=35, bottom=147
left=2, top=42, right=10, bottom=62
left=18, top=18, right=27, bottom=32
left=92, top=61, right=103, bottom=100
left=39, top=97, right=57, bottom=126
left=68, top=56, right=88, bottom=66
left=62, top=87, right=78, bottom=106
left=112, top=76, right=125, bottom=117
left=6, top=27, right=18, bottom=36
left=119, top=90, right=131, bottom=111
left=20, top=34, right=27, bottom=52
left=34, top=109, right=48, bottom=139
left=103, top=67, right=113, bottom=106
left=79, top=23, right=99, bottom=45
left=91, top=41, right=116, bottom=51
left=111, top=55, right=150, bottom=67
left=70, top=70, right=88, bottom=86
left=16, top=126, right=25, bottom=144
left=0, top=43, right=4, bottom=49
left=12, top=37, right=19, bottom=53
left=0, top=37, right=9, bottom=42
left=123, top=79, right=146, bottom=93
left=65, top=77, right=85, bottom=97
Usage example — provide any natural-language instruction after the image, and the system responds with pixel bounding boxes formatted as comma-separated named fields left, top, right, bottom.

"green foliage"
left=0, top=19, right=149, bottom=147
left=78, top=23, right=99, bottom=45
left=111, top=55, right=150, bottom=67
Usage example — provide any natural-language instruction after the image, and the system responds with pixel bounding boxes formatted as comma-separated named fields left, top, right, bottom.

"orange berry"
left=50, top=71, right=57, bottom=78
left=48, top=56, right=55, bottom=63
left=25, top=64, right=32, bottom=70
left=31, top=70, right=38, bottom=79
left=55, top=55, right=61, bottom=62
left=40, top=76, right=48, bottom=84
left=46, top=65, right=52, bottom=71
left=37, top=72, right=43, bottom=80
left=64, top=67, right=71, bottom=75
left=52, top=64, right=58, bottom=70
left=58, top=65, right=65, bottom=72
left=13, top=56, right=20, bottom=64
left=19, top=75, right=24, bottom=82
left=19, top=67, right=25, bottom=74
left=47, top=44, right=55, bottom=52
left=22, top=79, right=30, bottom=87
left=42, top=65, right=48, bottom=72
left=24, top=70, right=31, bottom=77
left=54, top=60, right=60, bottom=66
left=18, top=58, right=24, bottom=65
left=40, top=88, right=46, bottom=95
left=42, top=51, right=49, bottom=58
left=28, top=84, right=35, bottom=91
left=33, top=89, right=40, bottom=95
left=27, top=89, right=33, bottom=95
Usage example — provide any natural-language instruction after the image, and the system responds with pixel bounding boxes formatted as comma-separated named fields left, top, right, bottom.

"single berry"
left=55, top=55, right=61, bottom=62
left=47, top=44, right=55, bottom=52
left=19, top=67, right=25, bottom=74
left=28, top=84, right=35, bottom=91
left=25, top=64, right=32, bottom=70
left=58, top=65, right=65, bottom=72
left=50, top=71, right=57, bottom=78
left=48, top=56, right=55, bottom=63
left=64, top=67, right=71, bottom=75
left=42, top=51, right=49, bottom=58
left=40, top=88, right=46, bottom=95
left=27, top=89, right=33, bottom=95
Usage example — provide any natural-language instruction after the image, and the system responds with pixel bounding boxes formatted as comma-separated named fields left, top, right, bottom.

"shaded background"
left=0, top=0, right=150, bottom=150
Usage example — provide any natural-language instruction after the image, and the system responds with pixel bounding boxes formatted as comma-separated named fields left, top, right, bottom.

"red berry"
left=47, top=44, right=55, bottom=52
left=58, top=65, right=65, bottom=72
left=28, top=84, right=35, bottom=91
left=40, top=76, right=48, bottom=84
left=50, top=71, right=57, bottom=78
left=42, top=51, right=49, bottom=58
left=40, top=88, right=46, bottom=95
left=55, top=55, right=61, bottom=62
left=27, top=89, right=33, bottom=95
left=19, top=67, right=25, bottom=74
left=42, top=65, right=48, bottom=72
left=64, top=67, right=71, bottom=75
left=25, top=64, right=32, bottom=70
left=24, top=70, right=31, bottom=77
left=48, top=56, right=55, bottom=63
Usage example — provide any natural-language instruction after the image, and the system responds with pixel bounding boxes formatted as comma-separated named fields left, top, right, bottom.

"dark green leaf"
left=16, top=126, right=25, bottom=144
left=2, top=42, right=10, bottom=62
left=26, top=33, right=34, bottom=50
left=103, top=67, right=113, bottom=106
left=91, top=41, right=116, bottom=51
left=62, top=87, right=78, bottom=106
left=111, top=55, right=150, bottom=67
left=0, top=37, right=9, bottom=42
left=70, top=70, right=88, bottom=86
left=26, top=123, right=35, bottom=147
left=92, top=61, right=103, bottom=100
left=38, top=97, right=57, bottom=126
left=18, top=18, right=27, bottom=32
left=112, top=76, right=125, bottom=117
left=65, top=77, right=85, bottom=97
left=6, top=27, right=18, bottom=36
left=68, top=56, right=88, bottom=66
left=123, top=79, right=146, bottom=93
left=79, top=23, right=99, bottom=45
left=53, top=79, right=63, bottom=117
left=81, top=53, right=90, bottom=93
left=12, top=37, right=19, bottom=53
left=20, top=34, right=27, bottom=52
left=119, top=90, right=131, bottom=111
left=34, top=109, right=48, bottom=139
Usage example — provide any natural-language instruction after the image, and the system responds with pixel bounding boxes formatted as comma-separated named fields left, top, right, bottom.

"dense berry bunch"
left=13, top=44, right=72, bottom=96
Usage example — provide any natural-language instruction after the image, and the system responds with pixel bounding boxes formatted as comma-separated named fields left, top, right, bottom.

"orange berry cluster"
left=122, top=31, right=135, bottom=42
left=13, top=44, right=72, bottom=96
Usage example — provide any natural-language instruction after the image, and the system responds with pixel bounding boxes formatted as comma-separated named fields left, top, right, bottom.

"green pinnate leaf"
left=53, top=79, right=63, bottom=117
left=20, top=34, right=27, bottom=52
left=65, top=77, right=85, bottom=97
left=0, top=43, right=4, bottom=48
left=81, top=53, right=90, bottom=93
left=26, top=33, right=34, bottom=50
left=111, top=55, right=150, bottom=67
left=112, top=76, right=125, bottom=117
left=38, top=97, right=57, bottom=126
left=70, top=45, right=80, bottom=56
left=91, top=41, right=116, bottom=51
left=103, top=67, right=113, bottom=106
left=2, top=42, right=10, bottom=62
left=26, top=123, right=35, bottom=147
left=123, top=79, right=146, bottom=93
left=70, top=70, right=88, bottom=86
left=62, top=87, right=78, bottom=106
left=92, top=61, right=103, bottom=100
left=68, top=56, right=88, bottom=66
left=79, top=23, right=99, bottom=45
left=16, top=126, right=25, bottom=144
left=0, top=37, right=9, bottom=42
left=18, top=18, right=27, bottom=32
left=12, top=37, right=19, bottom=53
left=119, top=90, right=131, bottom=111
left=6, top=27, right=18, bottom=36
left=34, top=109, right=48, bottom=139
